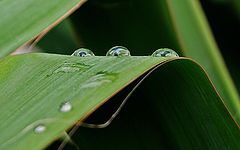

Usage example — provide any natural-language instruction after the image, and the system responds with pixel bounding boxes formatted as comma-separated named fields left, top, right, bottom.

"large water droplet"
left=59, top=102, right=72, bottom=113
left=34, top=124, right=46, bottom=134
left=152, top=48, right=179, bottom=57
left=71, top=48, right=95, bottom=57
left=106, top=46, right=130, bottom=56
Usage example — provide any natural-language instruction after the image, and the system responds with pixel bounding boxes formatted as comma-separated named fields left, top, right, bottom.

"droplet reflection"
left=106, top=46, right=131, bottom=56
left=152, top=48, right=179, bottom=57
left=72, top=48, right=95, bottom=57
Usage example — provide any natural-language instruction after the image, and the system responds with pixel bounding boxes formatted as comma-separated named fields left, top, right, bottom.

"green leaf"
left=166, top=0, right=240, bottom=122
left=199, top=0, right=240, bottom=93
left=0, top=0, right=86, bottom=57
left=0, top=53, right=166, bottom=149
left=0, top=53, right=239, bottom=149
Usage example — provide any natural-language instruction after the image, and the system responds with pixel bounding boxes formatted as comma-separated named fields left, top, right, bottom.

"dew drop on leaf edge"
left=106, top=46, right=131, bottom=56
left=152, top=48, right=179, bottom=57
left=71, top=48, right=95, bottom=57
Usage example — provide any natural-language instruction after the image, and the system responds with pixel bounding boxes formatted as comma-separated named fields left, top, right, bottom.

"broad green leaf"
left=0, top=0, right=86, bottom=57
left=0, top=53, right=239, bottom=149
left=166, top=0, right=240, bottom=122
left=0, top=53, right=167, bottom=149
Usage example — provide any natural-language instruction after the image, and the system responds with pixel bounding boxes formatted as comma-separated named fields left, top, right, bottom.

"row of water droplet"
left=71, top=46, right=179, bottom=57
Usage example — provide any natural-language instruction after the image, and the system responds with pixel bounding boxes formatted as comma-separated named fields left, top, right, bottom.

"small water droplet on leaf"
left=106, top=46, right=130, bottom=56
left=52, top=62, right=91, bottom=74
left=81, top=71, right=117, bottom=88
left=59, top=102, right=72, bottom=113
left=34, top=124, right=46, bottom=134
left=152, top=48, right=179, bottom=57
left=71, top=48, right=95, bottom=57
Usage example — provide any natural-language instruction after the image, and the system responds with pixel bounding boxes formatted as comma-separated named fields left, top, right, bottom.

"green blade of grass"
left=166, top=0, right=240, bottom=122
left=0, top=0, right=86, bottom=57
left=0, top=53, right=239, bottom=149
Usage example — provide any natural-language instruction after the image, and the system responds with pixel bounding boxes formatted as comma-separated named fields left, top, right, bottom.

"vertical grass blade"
left=166, top=0, right=240, bottom=122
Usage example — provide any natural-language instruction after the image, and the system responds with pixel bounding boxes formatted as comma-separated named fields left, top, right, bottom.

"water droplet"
left=2, top=118, right=56, bottom=147
left=54, top=66, right=80, bottom=73
left=71, top=48, right=95, bottom=57
left=34, top=124, right=46, bottom=134
left=81, top=72, right=117, bottom=88
left=106, top=46, right=131, bottom=56
left=53, top=62, right=91, bottom=74
left=59, top=102, right=72, bottom=112
left=152, top=48, right=179, bottom=57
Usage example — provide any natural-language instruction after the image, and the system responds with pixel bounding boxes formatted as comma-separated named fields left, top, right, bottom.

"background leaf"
left=0, top=0, right=86, bottom=57
left=166, top=0, right=240, bottom=122
left=200, top=0, right=240, bottom=92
